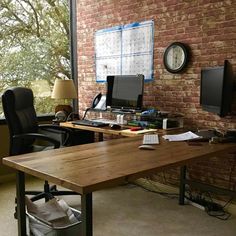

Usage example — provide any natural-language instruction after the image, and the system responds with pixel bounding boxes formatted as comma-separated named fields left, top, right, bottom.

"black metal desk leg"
left=16, top=171, right=26, bottom=236
left=179, top=165, right=187, bottom=205
left=81, top=193, right=93, bottom=236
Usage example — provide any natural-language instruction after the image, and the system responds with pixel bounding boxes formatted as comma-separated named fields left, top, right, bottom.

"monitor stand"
left=111, top=109, right=137, bottom=114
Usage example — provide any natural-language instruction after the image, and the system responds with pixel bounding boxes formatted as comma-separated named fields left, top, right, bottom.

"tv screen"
left=200, top=60, right=234, bottom=117
left=106, top=75, right=144, bottom=111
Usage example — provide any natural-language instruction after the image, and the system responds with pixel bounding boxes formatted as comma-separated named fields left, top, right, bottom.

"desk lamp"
left=51, top=78, right=77, bottom=121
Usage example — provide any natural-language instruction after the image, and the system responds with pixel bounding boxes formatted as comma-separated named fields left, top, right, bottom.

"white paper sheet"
left=162, top=131, right=200, bottom=142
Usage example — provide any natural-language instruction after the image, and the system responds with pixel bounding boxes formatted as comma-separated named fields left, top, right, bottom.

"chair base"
left=29, top=189, right=79, bottom=202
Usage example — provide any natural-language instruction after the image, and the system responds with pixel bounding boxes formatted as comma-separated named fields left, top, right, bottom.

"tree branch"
left=1, top=3, right=29, bottom=28
left=45, top=0, right=70, bottom=37
left=22, top=0, right=41, bottom=37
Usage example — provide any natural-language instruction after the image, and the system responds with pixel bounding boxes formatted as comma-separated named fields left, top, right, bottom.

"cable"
left=186, top=189, right=233, bottom=221
left=133, top=177, right=234, bottom=221
left=82, top=108, right=90, bottom=120
left=204, top=191, right=232, bottom=220
left=206, top=205, right=231, bottom=220
left=66, top=112, right=74, bottom=121
left=130, top=181, right=179, bottom=199
left=162, top=171, right=167, bottom=184
left=222, top=197, right=233, bottom=209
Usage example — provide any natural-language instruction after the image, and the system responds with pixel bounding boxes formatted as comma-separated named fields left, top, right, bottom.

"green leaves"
left=0, top=0, right=70, bottom=116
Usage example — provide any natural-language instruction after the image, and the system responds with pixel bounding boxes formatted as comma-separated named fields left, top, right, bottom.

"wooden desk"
left=60, top=121, right=125, bottom=137
left=60, top=121, right=158, bottom=140
left=3, top=137, right=236, bottom=236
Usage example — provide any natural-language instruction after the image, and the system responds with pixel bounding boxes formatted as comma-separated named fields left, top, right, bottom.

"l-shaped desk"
left=3, top=135, right=236, bottom=236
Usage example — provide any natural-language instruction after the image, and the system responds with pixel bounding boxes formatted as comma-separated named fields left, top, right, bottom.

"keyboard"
left=91, top=119, right=118, bottom=125
left=143, top=134, right=159, bottom=145
left=72, top=120, right=109, bottom=127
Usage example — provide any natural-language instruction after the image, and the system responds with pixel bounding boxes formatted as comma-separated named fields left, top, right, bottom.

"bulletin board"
left=95, top=20, right=154, bottom=82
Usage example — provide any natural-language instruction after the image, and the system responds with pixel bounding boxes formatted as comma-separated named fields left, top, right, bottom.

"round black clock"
left=163, top=42, right=188, bottom=73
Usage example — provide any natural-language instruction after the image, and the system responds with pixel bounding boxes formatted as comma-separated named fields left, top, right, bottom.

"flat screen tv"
left=200, top=60, right=234, bottom=117
left=106, top=75, right=144, bottom=112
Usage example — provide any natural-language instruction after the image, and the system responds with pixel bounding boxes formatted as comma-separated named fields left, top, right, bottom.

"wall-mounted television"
left=106, top=75, right=144, bottom=112
left=200, top=60, right=234, bottom=117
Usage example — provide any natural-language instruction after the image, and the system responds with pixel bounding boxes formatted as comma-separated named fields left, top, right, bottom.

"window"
left=0, top=0, right=75, bottom=117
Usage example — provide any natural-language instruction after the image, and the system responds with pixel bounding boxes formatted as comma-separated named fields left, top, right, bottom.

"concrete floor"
left=0, top=177, right=236, bottom=236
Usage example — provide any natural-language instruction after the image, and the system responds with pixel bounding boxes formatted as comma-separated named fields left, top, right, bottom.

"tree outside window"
left=0, top=0, right=70, bottom=117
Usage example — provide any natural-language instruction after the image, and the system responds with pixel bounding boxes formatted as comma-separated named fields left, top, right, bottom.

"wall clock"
left=163, top=42, right=188, bottom=73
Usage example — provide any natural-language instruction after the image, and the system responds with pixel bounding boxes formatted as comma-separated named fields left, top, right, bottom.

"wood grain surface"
left=60, top=121, right=124, bottom=136
left=60, top=121, right=175, bottom=137
left=3, top=136, right=236, bottom=194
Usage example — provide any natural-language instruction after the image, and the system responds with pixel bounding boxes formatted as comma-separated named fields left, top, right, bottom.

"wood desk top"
left=60, top=121, right=159, bottom=137
left=60, top=121, right=125, bottom=136
left=3, top=137, right=236, bottom=195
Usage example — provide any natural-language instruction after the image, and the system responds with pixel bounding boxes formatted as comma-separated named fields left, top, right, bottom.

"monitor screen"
left=201, top=66, right=224, bottom=107
left=106, top=75, right=144, bottom=111
left=200, top=60, right=234, bottom=117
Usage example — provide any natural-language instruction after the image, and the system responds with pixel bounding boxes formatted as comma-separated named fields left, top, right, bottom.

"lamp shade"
left=51, top=79, right=77, bottom=99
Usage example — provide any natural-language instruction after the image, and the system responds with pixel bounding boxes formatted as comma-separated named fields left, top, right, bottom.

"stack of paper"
left=162, top=131, right=200, bottom=141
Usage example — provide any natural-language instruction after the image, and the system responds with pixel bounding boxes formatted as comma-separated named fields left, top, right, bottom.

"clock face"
left=163, top=42, right=188, bottom=73
left=166, top=45, right=185, bottom=70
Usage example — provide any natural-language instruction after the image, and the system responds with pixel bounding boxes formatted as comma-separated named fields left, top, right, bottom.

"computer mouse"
left=138, top=145, right=155, bottom=150
left=109, top=124, right=121, bottom=130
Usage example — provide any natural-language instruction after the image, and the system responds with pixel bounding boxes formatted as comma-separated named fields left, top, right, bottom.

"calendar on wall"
left=95, top=20, right=154, bottom=82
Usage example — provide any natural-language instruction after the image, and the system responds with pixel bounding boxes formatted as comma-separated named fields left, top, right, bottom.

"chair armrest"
left=39, top=124, right=72, bottom=133
left=13, top=133, right=60, bottom=149
left=38, top=124, right=73, bottom=146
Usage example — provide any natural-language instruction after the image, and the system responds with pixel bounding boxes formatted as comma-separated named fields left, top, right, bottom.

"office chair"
left=2, top=87, right=78, bottom=202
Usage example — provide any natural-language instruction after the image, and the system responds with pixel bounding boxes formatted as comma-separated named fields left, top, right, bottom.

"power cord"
left=186, top=190, right=232, bottom=220
left=130, top=180, right=179, bottom=199
left=132, top=179, right=233, bottom=221
left=82, top=108, right=90, bottom=120
left=204, top=191, right=232, bottom=220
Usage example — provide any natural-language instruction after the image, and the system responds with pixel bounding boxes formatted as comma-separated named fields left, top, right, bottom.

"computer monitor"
left=106, top=75, right=144, bottom=112
left=200, top=60, right=234, bottom=117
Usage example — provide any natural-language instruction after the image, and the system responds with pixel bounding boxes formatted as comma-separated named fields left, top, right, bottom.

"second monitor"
left=106, top=74, right=144, bottom=112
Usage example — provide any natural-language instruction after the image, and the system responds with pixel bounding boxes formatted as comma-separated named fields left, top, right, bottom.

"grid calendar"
left=95, top=20, right=154, bottom=82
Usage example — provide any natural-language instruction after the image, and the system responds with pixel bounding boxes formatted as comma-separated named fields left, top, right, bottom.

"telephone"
left=82, top=93, right=106, bottom=120
left=91, top=93, right=106, bottom=110
left=92, top=93, right=102, bottom=108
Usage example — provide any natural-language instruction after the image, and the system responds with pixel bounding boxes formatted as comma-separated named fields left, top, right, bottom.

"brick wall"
left=76, top=0, right=236, bottom=190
